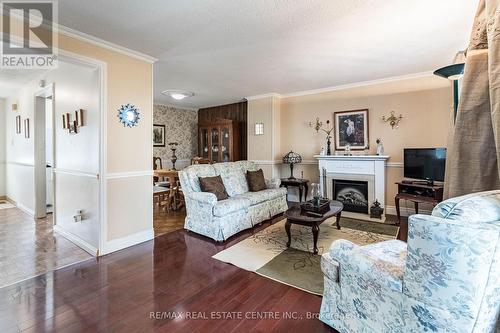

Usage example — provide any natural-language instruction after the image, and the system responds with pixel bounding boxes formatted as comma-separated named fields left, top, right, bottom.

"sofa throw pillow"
left=246, top=169, right=267, bottom=192
left=221, top=168, right=249, bottom=196
left=198, top=175, right=229, bottom=201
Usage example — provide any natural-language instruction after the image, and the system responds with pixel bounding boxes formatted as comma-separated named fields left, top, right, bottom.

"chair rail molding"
left=106, top=170, right=153, bottom=179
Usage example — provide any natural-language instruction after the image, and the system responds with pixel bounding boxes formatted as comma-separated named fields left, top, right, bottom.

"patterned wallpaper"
left=153, top=104, right=198, bottom=169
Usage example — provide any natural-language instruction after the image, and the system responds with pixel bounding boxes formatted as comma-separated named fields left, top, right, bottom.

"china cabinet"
left=198, top=119, right=241, bottom=163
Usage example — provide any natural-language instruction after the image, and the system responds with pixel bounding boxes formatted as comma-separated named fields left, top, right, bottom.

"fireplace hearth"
left=333, top=179, right=369, bottom=214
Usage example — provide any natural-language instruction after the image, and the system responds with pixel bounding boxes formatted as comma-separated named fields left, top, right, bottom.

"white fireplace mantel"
left=314, top=155, right=390, bottom=222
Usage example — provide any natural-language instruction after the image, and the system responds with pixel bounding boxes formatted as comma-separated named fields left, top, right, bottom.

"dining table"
left=153, top=169, right=184, bottom=211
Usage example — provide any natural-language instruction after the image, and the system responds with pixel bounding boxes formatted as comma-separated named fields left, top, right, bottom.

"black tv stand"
left=395, top=181, right=444, bottom=225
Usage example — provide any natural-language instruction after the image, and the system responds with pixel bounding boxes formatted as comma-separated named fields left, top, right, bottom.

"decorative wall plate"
left=118, top=104, right=140, bottom=127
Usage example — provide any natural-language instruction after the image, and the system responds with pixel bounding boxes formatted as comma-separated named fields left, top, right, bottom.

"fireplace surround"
left=315, top=155, right=389, bottom=222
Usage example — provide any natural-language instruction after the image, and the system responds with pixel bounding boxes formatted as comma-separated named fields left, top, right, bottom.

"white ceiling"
left=57, top=0, right=478, bottom=109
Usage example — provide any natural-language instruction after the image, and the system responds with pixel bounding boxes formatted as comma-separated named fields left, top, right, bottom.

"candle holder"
left=309, top=117, right=334, bottom=155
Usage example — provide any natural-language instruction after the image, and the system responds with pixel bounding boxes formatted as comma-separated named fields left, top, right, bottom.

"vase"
left=310, top=183, right=321, bottom=206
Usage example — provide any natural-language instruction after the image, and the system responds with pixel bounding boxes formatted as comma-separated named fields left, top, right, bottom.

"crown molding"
left=58, top=25, right=158, bottom=64
left=244, top=72, right=439, bottom=101
left=281, top=71, right=436, bottom=98
left=5, top=7, right=157, bottom=63
left=245, top=93, right=283, bottom=101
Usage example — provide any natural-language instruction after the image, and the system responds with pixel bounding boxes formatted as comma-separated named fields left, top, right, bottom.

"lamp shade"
left=282, top=151, right=302, bottom=164
left=433, top=63, right=465, bottom=80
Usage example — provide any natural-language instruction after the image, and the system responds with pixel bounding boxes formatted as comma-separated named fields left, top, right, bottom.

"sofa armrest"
left=266, top=178, right=281, bottom=189
left=404, top=214, right=499, bottom=312
left=329, top=239, right=404, bottom=293
left=185, top=192, right=217, bottom=206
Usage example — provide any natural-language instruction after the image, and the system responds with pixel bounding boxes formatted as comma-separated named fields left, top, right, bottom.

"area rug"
left=212, top=217, right=398, bottom=295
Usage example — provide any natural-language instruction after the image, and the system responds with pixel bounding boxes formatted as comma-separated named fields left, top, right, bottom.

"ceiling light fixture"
left=161, top=90, right=195, bottom=100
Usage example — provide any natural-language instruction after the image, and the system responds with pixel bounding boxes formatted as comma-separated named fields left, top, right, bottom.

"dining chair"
left=153, top=157, right=169, bottom=188
left=159, top=170, right=183, bottom=212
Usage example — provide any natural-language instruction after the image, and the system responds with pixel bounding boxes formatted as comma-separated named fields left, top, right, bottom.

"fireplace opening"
left=333, top=179, right=369, bottom=214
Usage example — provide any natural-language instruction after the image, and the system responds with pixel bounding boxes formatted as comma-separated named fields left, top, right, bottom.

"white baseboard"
left=16, top=202, right=34, bottom=217
left=100, top=228, right=154, bottom=256
left=54, top=224, right=99, bottom=256
left=385, top=205, right=432, bottom=217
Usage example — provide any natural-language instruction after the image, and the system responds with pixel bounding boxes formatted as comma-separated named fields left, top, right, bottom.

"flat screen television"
left=404, top=148, right=446, bottom=182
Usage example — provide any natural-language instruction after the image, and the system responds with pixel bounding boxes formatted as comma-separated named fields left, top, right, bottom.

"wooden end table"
left=280, top=178, right=309, bottom=202
left=284, top=200, right=344, bottom=255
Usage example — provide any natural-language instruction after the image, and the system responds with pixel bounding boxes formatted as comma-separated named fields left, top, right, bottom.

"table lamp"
left=282, top=151, right=302, bottom=180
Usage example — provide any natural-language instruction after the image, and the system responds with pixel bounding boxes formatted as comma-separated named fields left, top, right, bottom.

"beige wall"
left=280, top=87, right=453, bottom=207
left=248, top=85, right=453, bottom=208
left=57, top=34, right=154, bottom=243
left=247, top=96, right=282, bottom=178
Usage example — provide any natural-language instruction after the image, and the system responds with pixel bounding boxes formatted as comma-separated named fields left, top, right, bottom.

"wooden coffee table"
left=284, top=200, right=343, bottom=255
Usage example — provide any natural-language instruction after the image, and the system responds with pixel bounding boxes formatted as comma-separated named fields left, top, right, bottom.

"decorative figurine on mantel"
left=282, top=151, right=302, bottom=179
left=344, top=143, right=352, bottom=156
left=169, top=142, right=179, bottom=170
left=376, top=138, right=385, bottom=156
left=309, top=117, right=334, bottom=155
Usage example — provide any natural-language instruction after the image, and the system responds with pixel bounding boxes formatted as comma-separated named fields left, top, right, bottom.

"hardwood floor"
left=0, top=207, right=92, bottom=289
left=0, top=215, right=336, bottom=333
left=153, top=204, right=186, bottom=237
left=0, top=208, right=406, bottom=333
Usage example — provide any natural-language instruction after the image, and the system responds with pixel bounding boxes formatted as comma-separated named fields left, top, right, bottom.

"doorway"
left=34, top=84, right=55, bottom=219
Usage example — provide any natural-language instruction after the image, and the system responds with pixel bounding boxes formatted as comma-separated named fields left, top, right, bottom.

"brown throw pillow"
left=247, top=169, right=267, bottom=192
left=199, top=175, right=229, bottom=201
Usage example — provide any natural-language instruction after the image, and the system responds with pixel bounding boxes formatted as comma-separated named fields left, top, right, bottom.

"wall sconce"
left=254, top=123, right=264, bottom=135
left=12, top=104, right=18, bottom=112
left=381, top=111, right=403, bottom=129
left=62, top=109, right=85, bottom=134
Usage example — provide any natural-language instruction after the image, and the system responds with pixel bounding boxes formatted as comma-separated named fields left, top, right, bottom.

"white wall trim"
left=254, top=160, right=404, bottom=168
left=58, top=26, right=157, bottom=64
left=281, top=72, right=435, bottom=98
left=244, top=72, right=436, bottom=100
left=54, top=225, right=98, bottom=256
left=16, top=203, right=34, bottom=217
left=245, top=93, right=282, bottom=101
left=386, top=162, right=404, bottom=168
left=6, top=161, right=35, bottom=167
left=53, top=168, right=99, bottom=179
left=7, top=10, right=157, bottom=63
left=106, top=170, right=153, bottom=179
left=100, top=228, right=154, bottom=256
left=385, top=205, right=432, bottom=217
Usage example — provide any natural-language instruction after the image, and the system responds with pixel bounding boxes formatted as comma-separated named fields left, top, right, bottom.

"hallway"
left=0, top=206, right=92, bottom=289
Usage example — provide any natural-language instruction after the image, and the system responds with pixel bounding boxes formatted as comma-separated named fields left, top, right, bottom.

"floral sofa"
left=319, top=190, right=500, bottom=333
left=179, top=161, right=288, bottom=241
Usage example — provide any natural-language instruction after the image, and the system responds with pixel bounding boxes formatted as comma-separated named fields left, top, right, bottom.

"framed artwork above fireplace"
left=334, top=109, right=369, bottom=150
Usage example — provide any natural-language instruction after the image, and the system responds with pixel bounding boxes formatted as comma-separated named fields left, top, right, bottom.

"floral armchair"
left=320, top=190, right=500, bottom=333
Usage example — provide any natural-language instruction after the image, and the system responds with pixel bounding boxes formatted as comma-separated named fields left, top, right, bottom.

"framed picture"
left=153, top=124, right=165, bottom=147
left=15, top=115, right=21, bottom=134
left=334, top=109, right=369, bottom=150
